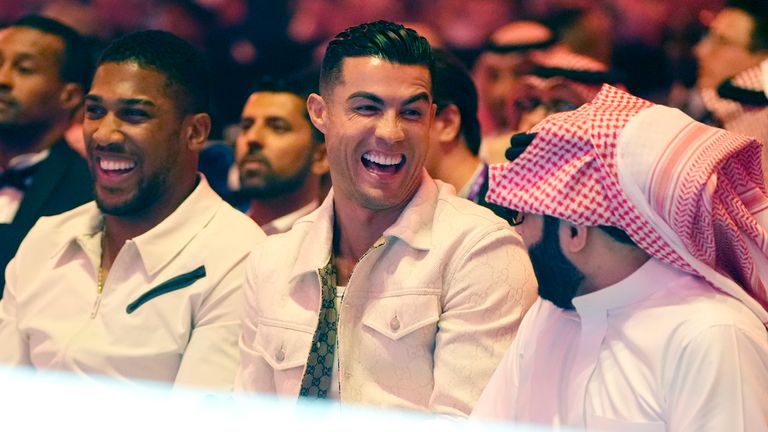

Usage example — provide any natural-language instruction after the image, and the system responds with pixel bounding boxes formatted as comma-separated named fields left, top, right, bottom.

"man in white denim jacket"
left=236, top=21, right=537, bottom=415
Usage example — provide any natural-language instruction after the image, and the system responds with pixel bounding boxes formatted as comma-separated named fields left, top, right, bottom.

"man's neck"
left=0, top=122, right=66, bottom=169
left=247, top=180, right=318, bottom=226
left=331, top=188, right=414, bottom=285
left=433, top=143, right=481, bottom=193
left=100, top=174, right=199, bottom=271
left=580, top=247, right=651, bottom=296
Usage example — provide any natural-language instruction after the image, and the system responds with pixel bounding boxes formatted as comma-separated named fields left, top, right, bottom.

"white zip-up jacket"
left=236, top=174, right=537, bottom=415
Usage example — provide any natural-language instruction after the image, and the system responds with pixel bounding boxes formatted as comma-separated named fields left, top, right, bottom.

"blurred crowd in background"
left=2, top=0, right=725, bottom=139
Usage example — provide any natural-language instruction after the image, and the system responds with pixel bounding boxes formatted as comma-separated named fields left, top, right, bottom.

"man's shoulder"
left=629, top=270, right=767, bottom=341
left=255, top=213, right=316, bottom=253
left=17, top=201, right=98, bottom=255
left=433, top=184, right=512, bottom=237
left=29, top=201, right=97, bottom=233
left=197, top=199, right=267, bottom=248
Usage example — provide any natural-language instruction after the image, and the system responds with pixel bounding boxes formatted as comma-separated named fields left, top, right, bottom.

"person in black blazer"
left=0, top=16, right=94, bottom=296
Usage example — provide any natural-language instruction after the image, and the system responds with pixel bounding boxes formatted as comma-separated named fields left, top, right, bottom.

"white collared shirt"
left=236, top=172, right=538, bottom=415
left=257, top=200, right=319, bottom=236
left=0, top=176, right=265, bottom=389
left=0, top=150, right=50, bottom=223
left=472, top=258, right=768, bottom=431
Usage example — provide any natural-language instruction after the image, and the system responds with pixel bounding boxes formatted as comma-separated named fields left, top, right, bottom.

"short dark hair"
left=319, top=20, right=434, bottom=95
left=97, top=30, right=210, bottom=115
left=432, top=48, right=481, bottom=155
left=249, top=70, right=323, bottom=143
left=13, top=15, right=93, bottom=90
left=728, top=0, right=768, bottom=51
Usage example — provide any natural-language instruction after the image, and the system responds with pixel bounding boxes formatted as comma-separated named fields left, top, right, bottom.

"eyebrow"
left=12, top=53, right=38, bottom=61
left=347, top=91, right=384, bottom=104
left=346, top=91, right=431, bottom=106
left=403, top=92, right=431, bottom=106
left=84, top=95, right=156, bottom=107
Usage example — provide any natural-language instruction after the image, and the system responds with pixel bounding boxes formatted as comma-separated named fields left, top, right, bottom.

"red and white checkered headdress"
left=702, top=64, right=768, bottom=147
left=488, top=84, right=768, bottom=322
left=523, top=47, right=612, bottom=102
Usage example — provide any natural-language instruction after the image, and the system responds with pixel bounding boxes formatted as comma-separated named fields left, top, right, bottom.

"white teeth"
left=362, top=152, right=403, bottom=166
left=99, top=158, right=136, bottom=172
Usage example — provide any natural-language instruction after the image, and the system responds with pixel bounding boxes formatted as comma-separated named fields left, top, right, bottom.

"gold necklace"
left=98, top=224, right=107, bottom=294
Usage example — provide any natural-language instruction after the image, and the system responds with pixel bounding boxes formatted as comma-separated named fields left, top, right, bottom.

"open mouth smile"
left=361, top=150, right=406, bottom=175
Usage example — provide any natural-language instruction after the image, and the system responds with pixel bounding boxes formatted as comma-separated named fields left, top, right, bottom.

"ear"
left=184, top=113, right=212, bottom=153
left=310, top=141, right=329, bottom=176
left=307, top=93, right=328, bottom=134
left=434, top=103, right=462, bottom=146
left=560, top=221, right=589, bottom=254
left=59, top=83, right=84, bottom=112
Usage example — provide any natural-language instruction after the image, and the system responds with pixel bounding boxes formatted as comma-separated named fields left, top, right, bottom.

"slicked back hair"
left=249, top=70, right=323, bottom=143
left=319, top=20, right=434, bottom=95
left=97, top=30, right=210, bottom=115
left=432, top=48, right=481, bottom=155
left=12, top=15, right=93, bottom=90
left=728, top=0, right=768, bottom=51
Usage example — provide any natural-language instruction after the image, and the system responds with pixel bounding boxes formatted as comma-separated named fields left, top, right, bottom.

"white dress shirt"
left=472, top=258, right=768, bottom=431
left=0, top=176, right=265, bottom=389
left=236, top=172, right=538, bottom=415
left=0, top=150, right=49, bottom=223
left=258, top=200, right=319, bottom=236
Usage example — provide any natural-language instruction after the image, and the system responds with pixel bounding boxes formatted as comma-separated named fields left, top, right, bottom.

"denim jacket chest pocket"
left=361, top=290, right=441, bottom=340
left=254, top=318, right=315, bottom=394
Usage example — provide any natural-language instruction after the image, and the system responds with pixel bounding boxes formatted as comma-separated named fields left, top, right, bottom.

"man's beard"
left=527, top=216, right=585, bottom=310
left=95, top=170, right=168, bottom=217
left=239, top=153, right=313, bottom=200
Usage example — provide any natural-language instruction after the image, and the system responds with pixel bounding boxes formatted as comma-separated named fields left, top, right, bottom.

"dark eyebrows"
left=346, top=91, right=432, bottom=106
left=13, top=52, right=38, bottom=62
left=347, top=91, right=384, bottom=104
left=120, top=98, right=156, bottom=107
left=83, top=95, right=156, bottom=108
left=403, top=92, right=431, bottom=106
left=266, top=115, right=290, bottom=123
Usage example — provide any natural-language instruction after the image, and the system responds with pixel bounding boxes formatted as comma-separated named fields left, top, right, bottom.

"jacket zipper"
left=336, top=237, right=387, bottom=400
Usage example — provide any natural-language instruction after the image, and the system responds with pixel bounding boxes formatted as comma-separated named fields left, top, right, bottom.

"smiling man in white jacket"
left=235, top=21, right=537, bottom=415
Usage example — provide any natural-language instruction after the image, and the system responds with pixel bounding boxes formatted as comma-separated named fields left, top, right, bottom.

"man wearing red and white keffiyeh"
left=695, top=0, right=768, bottom=181
left=472, top=85, right=768, bottom=430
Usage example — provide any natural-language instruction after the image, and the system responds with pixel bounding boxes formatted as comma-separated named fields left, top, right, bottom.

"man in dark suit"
left=0, top=16, right=93, bottom=296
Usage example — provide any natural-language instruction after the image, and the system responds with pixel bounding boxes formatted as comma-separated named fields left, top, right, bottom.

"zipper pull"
left=90, top=294, right=102, bottom=319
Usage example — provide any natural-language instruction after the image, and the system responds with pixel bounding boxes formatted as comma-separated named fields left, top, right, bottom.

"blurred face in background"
left=236, top=91, right=321, bottom=199
left=695, top=8, right=766, bottom=89
left=474, top=51, right=532, bottom=132
left=473, top=22, right=552, bottom=134
left=0, top=26, right=67, bottom=130
left=510, top=78, right=588, bottom=131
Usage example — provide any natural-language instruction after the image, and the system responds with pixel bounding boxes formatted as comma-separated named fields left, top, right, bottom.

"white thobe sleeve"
left=666, top=324, right=768, bottom=431
left=0, top=257, right=30, bottom=366
left=470, top=333, right=520, bottom=422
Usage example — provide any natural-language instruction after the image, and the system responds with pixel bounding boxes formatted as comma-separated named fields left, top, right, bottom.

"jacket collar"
left=131, top=175, right=222, bottom=276
left=288, top=171, right=439, bottom=281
